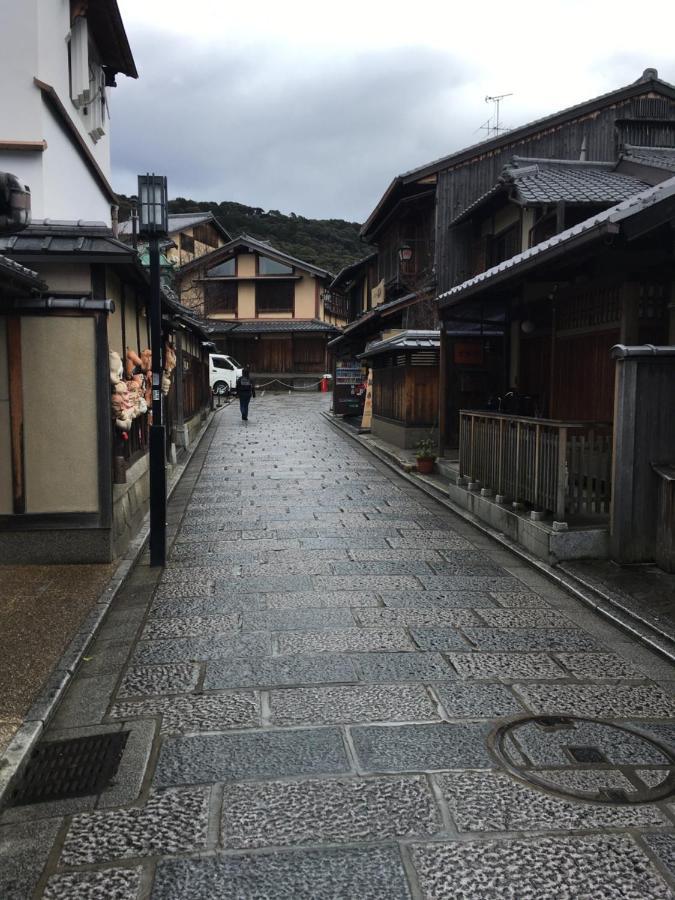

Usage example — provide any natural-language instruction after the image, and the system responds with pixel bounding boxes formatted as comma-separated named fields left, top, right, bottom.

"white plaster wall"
left=0, top=0, right=118, bottom=222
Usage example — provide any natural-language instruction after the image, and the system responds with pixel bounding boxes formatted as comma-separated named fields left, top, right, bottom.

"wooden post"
left=7, top=316, right=25, bottom=514
left=620, top=282, right=640, bottom=344
left=438, top=327, right=447, bottom=458
left=555, top=425, right=568, bottom=521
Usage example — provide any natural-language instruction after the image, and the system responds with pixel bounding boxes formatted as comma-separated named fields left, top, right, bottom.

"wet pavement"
left=0, top=563, right=115, bottom=754
left=1, top=393, right=675, bottom=899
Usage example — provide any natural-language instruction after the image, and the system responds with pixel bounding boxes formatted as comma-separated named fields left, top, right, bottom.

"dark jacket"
left=236, top=375, right=256, bottom=398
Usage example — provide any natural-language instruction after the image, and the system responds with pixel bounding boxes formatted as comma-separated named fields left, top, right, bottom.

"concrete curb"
left=323, top=410, right=675, bottom=666
left=0, top=405, right=226, bottom=808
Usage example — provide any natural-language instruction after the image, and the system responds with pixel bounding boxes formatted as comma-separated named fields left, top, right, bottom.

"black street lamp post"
left=137, top=174, right=169, bottom=566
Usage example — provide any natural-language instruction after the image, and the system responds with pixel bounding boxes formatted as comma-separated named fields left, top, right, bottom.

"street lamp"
left=137, top=173, right=168, bottom=566
left=398, top=244, right=413, bottom=263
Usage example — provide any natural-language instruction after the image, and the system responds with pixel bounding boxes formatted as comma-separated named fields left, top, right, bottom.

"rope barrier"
left=254, top=378, right=325, bottom=390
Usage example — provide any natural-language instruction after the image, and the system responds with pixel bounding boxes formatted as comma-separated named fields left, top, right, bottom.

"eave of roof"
left=0, top=253, right=45, bottom=291
left=438, top=174, right=675, bottom=309
left=361, top=72, right=675, bottom=236
left=330, top=252, right=378, bottom=291
left=87, top=0, right=138, bottom=79
left=0, top=221, right=136, bottom=260
left=358, top=329, right=440, bottom=359
left=203, top=318, right=341, bottom=336
left=178, top=233, right=333, bottom=280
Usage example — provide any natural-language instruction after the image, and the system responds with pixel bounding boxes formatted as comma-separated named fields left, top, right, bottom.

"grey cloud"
left=111, top=33, right=476, bottom=220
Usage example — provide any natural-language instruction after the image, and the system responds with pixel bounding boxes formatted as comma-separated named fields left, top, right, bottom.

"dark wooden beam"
left=7, top=316, right=25, bottom=514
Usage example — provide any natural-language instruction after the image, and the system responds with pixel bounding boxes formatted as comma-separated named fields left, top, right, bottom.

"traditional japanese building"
left=175, top=234, right=342, bottom=386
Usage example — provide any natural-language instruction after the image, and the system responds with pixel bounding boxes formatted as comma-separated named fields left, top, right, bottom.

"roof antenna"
left=579, top=136, right=588, bottom=161
left=479, top=93, right=513, bottom=138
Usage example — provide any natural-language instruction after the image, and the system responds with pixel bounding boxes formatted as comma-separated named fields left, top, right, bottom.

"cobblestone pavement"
left=1, top=394, right=675, bottom=899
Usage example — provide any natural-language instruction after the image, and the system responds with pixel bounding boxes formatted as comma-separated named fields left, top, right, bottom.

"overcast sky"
left=113, top=0, right=675, bottom=222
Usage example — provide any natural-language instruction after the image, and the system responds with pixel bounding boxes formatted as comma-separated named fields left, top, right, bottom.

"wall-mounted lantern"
left=398, top=244, right=413, bottom=263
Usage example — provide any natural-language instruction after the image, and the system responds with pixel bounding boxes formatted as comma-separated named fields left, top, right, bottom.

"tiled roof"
left=439, top=174, right=675, bottom=306
left=0, top=221, right=133, bottom=258
left=621, top=145, right=675, bottom=171
left=359, top=330, right=440, bottom=359
left=507, top=158, right=649, bottom=204
left=450, top=158, right=650, bottom=226
left=223, top=319, right=341, bottom=335
left=118, top=212, right=231, bottom=241
left=361, top=69, right=675, bottom=237
left=330, top=252, right=378, bottom=291
left=0, top=253, right=45, bottom=289
left=179, top=233, right=334, bottom=280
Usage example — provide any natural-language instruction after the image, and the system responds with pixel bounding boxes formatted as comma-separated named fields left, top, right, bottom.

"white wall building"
left=0, top=0, right=137, bottom=223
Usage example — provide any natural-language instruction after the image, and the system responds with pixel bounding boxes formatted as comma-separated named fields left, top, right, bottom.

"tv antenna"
left=478, top=93, right=513, bottom=138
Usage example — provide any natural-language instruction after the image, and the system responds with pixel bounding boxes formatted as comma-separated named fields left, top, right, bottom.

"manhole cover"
left=9, top=731, right=129, bottom=807
left=489, top=715, right=675, bottom=805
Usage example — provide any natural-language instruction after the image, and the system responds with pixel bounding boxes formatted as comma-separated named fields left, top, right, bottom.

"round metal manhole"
left=489, top=715, right=675, bottom=805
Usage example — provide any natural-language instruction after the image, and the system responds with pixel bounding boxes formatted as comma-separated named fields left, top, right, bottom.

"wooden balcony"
left=459, top=410, right=613, bottom=521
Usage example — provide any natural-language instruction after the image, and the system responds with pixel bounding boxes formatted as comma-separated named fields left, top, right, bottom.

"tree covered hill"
left=117, top=194, right=367, bottom=274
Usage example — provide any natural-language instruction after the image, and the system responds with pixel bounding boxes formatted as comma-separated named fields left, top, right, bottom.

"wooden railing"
left=459, top=410, right=613, bottom=521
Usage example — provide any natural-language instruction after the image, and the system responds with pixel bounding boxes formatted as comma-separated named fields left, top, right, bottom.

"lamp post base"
left=149, top=424, right=167, bottom=566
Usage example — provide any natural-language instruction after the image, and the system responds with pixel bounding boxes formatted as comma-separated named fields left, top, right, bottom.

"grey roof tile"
left=622, top=145, right=675, bottom=171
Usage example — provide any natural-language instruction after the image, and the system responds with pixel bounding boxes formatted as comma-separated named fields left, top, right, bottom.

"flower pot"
left=416, top=456, right=435, bottom=474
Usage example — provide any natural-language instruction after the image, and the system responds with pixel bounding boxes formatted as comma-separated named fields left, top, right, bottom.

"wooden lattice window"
left=256, top=280, right=294, bottom=314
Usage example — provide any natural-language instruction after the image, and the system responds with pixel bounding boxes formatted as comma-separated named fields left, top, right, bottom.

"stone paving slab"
left=222, top=775, right=441, bottom=848
left=352, top=651, right=457, bottom=682
left=131, top=633, right=269, bottom=665
left=410, top=627, right=474, bottom=651
left=410, top=834, right=672, bottom=899
left=355, top=607, right=483, bottom=627
left=269, top=684, right=440, bottom=726
left=141, top=614, right=241, bottom=639
left=436, top=770, right=669, bottom=832
left=151, top=846, right=413, bottom=900
left=43, top=867, right=143, bottom=900
left=263, top=590, right=380, bottom=609
left=110, top=691, right=260, bottom=734
left=380, top=590, right=495, bottom=609
left=448, top=652, right=567, bottom=680
left=433, top=682, right=527, bottom=718
left=154, top=727, right=350, bottom=788
left=205, top=654, right=359, bottom=689
left=243, top=608, right=356, bottom=631
left=513, top=682, right=675, bottom=717
left=462, top=627, right=601, bottom=651
left=276, top=627, right=415, bottom=654
left=351, top=722, right=493, bottom=771
left=60, top=787, right=210, bottom=865
left=117, top=664, right=200, bottom=698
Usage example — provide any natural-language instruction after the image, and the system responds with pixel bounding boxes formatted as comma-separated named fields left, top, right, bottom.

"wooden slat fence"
left=459, top=410, right=612, bottom=520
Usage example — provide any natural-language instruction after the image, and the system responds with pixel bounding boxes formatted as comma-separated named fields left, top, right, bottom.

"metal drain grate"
left=9, top=731, right=129, bottom=807
left=489, top=715, right=675, bottom=805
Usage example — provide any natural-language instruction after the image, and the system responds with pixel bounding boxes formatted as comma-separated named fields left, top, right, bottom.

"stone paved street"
left=1, top=394, right=675, bottom=898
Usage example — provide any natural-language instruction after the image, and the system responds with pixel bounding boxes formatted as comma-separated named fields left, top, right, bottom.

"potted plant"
left=415, top=438, right=436, bottom=474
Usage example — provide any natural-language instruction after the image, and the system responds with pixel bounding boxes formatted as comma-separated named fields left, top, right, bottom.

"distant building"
left=118, top=211, right=231, bottom=268
left=175, top=234, right=343, bottom=385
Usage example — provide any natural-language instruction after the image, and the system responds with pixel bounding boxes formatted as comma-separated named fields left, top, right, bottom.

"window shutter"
left=70, top=17, right=90, bottom=107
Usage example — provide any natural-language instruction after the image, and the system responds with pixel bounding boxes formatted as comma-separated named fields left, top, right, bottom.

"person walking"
left=236, top=367, right=256, bottom=422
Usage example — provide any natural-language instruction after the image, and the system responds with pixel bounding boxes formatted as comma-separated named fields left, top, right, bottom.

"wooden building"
left=438, top=175, right=675, bottom=566
left=362, top=69, right=675, bottom=303
left=358, top=331, right=440, bottom=449
left=175, top=234, right=342, bottom=385
left=118, top=211, right=231, bottom=268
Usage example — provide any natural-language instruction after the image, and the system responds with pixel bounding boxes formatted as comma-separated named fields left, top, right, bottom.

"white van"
left=209, top=354, right=243, bottom=395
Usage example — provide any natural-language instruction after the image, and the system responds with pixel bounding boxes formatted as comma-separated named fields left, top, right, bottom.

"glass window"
left=205, top=281, right=237, bottom=314
left=258, top=255, right=293, bottom=275
left=180, top=232, right=195, bottom=254
left=207, top=258, right=236, bottom=277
